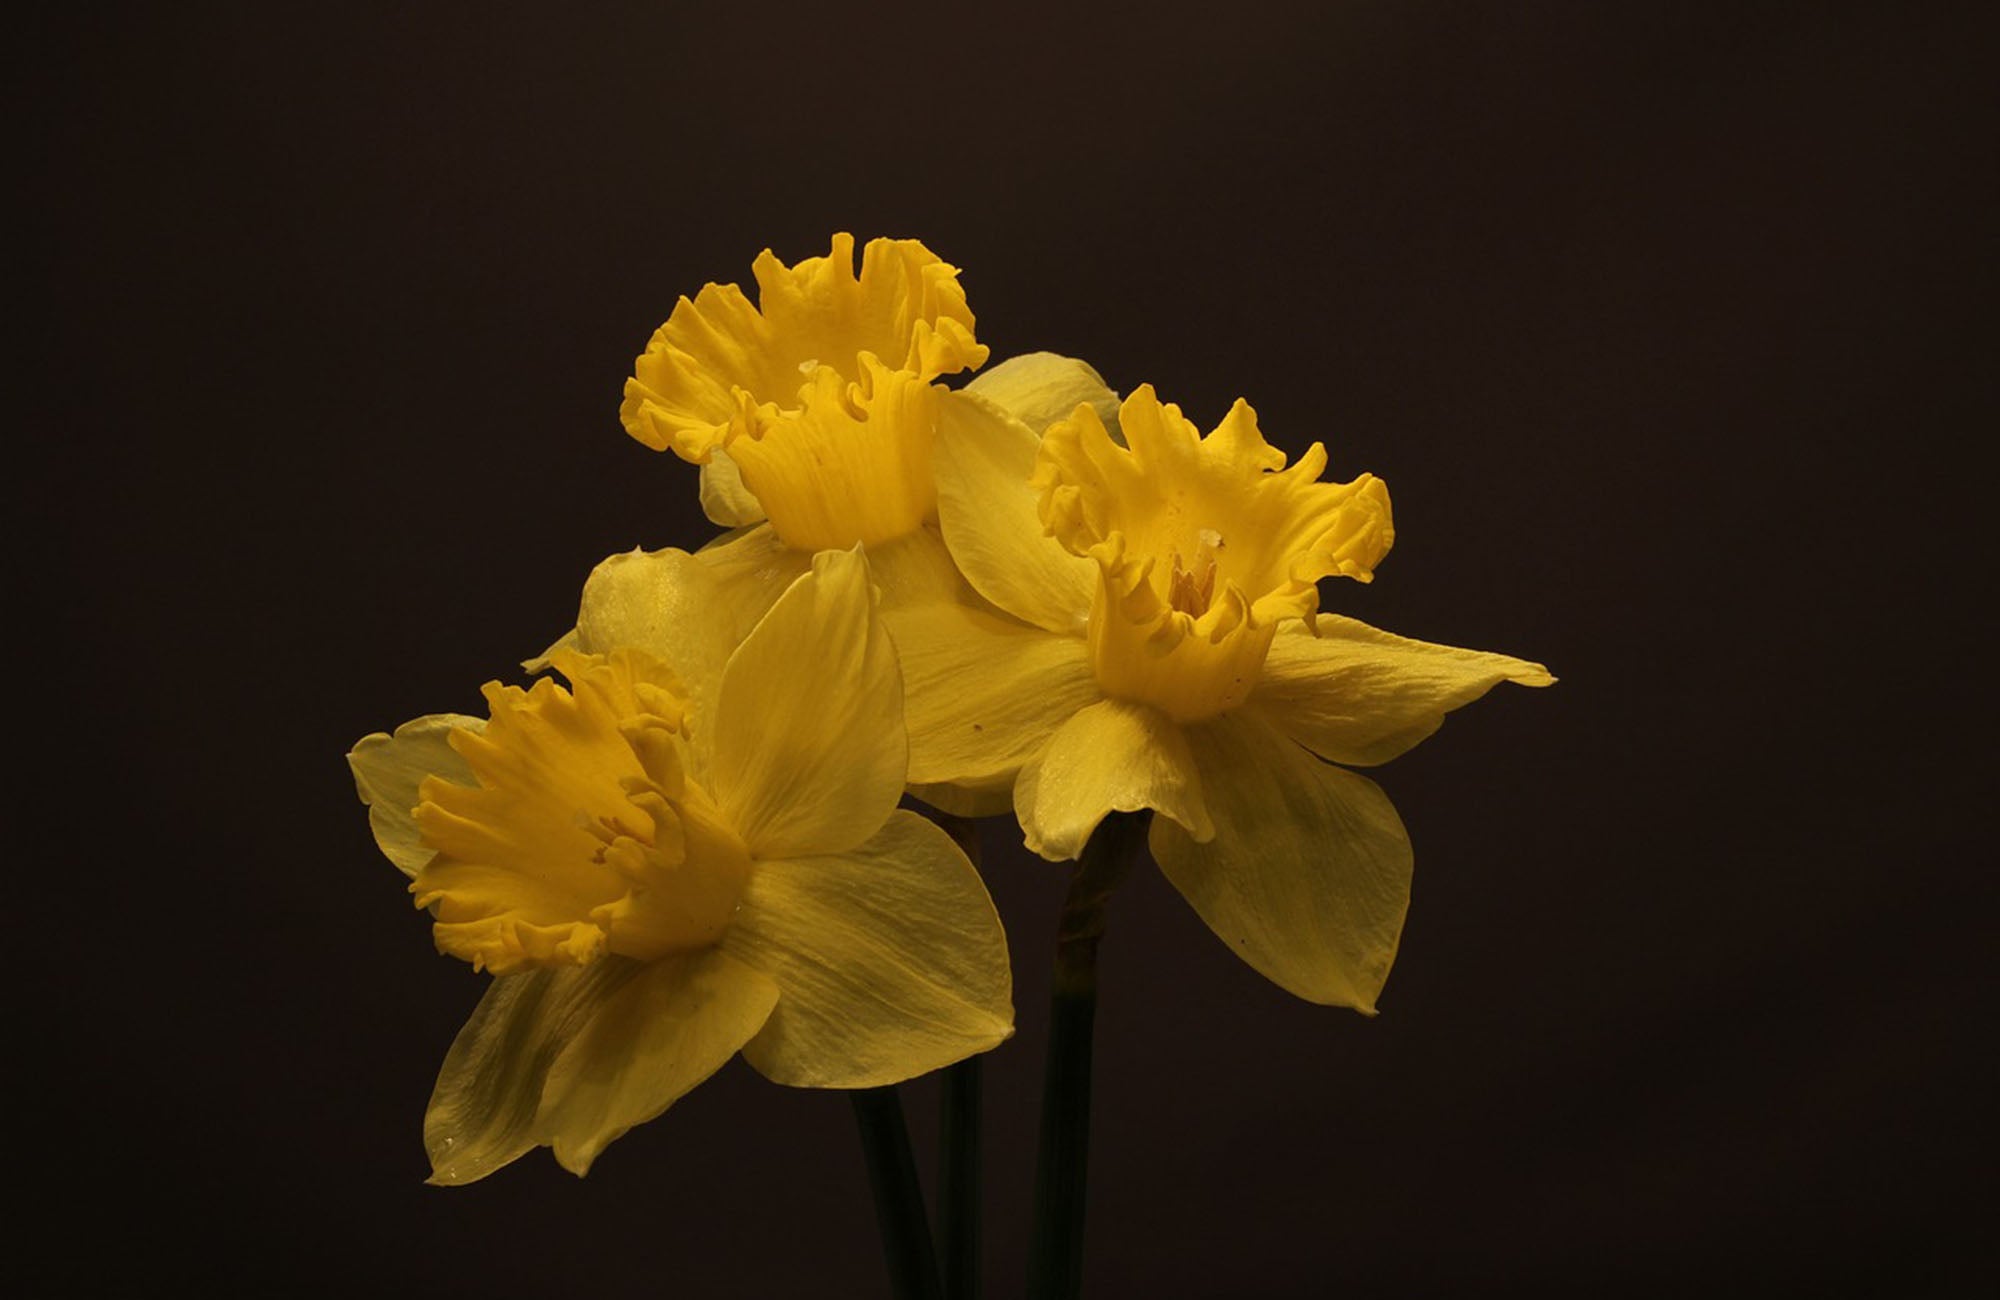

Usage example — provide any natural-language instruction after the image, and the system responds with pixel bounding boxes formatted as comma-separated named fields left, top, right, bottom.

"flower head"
left=350, top=549, right=1013, bottom=1181
left=890, top=373, right=1552, bottom=1010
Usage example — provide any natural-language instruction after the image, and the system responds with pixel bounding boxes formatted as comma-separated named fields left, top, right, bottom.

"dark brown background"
left=24, top=2, right=1989, bottom=1295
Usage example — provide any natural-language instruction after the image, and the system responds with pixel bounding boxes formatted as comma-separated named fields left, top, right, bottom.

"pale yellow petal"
left=1014, top=698, right=1211, bottom=861
left=536, top=948, right=779, bottom=1176
left=1252, top=617, right=1554, bottom=766
left=424, top=959, right=639, bottom=1185
left=688, top=520, right=960, bottom=627
left=886, top=596, right=1096, bottom=791
left=726, top=810, right=1013, bottom=1088
left=933, top=388, right=1095, bottom=635
left=545, top=543, right=971, bottom=838
left=574, top=546, right=771, bottom=782
left=693, top=523, right=815, bottom=629
left=347, top=714, right=484, bottom=878
left=711, top=548, right=905, bottom=858
left=966, top=351, right=1120, bottom=438
left=698, top=449, right=768, bottom=528
left=862, top=525, right=969, bottom=613
left=1152, top=711, right=1412, bottom=1011
left=577, top=546, right=752, bottom=669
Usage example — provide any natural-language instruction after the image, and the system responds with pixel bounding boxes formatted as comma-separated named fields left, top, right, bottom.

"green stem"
left=1027, top=811, right=1149, bottom=1300
left=851, top=1086, right=942, bottom=1300
left=931, top=811, right=986, bottom=1300
left=938, top=1056, right=983, bottom=1300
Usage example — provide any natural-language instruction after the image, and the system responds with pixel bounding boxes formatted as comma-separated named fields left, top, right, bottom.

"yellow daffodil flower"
left=891, top=370, right=1553, bottom=1010
left=612, top=241, right=1123, bottom=636
left=347, top=549, right=1014, bottom=1182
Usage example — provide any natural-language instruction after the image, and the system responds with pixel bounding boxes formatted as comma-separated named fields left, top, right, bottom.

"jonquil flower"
left=892, top=372, right=1552, bottom=1010
left=348, top=549, right=1013, bottom=1181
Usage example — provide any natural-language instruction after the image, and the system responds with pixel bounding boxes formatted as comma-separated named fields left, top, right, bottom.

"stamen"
left=1167, top=551, right=1218, bottom=617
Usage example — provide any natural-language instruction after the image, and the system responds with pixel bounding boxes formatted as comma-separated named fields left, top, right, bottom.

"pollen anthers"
left=1033, top=385, right=1396, bottom=723
left=411, top=648, right=751, bottom=975
left=1166, top=547, right=1217, bottom=617
left=618, top=234, right=989, bottom=550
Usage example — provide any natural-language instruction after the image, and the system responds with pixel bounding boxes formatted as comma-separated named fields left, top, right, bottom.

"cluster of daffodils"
left=350, top=234, right=1550, bottom=1182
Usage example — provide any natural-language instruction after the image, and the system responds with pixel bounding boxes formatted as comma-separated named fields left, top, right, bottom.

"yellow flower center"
left=1034, top=385, right=1395, bottom=724
left=411, top=649, right=752, bottom=975
left=620, top=233, right=990, bottom=552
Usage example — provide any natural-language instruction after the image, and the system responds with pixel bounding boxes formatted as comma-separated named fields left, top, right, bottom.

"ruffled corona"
left=1033, top=386, right=1395, bottom=723
left=620, top=233, right=989, bottom=551
left=411, top=649, right=752, bottom=975
left=721, top=357, right=943, bottom=550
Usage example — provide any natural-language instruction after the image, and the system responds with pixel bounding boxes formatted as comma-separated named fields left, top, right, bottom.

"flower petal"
left=711, top=548, right=905, bottom=858
left=578, top=547, right=749, bottom=669
left=1152, top=711, right=1412, bottom=1011
left=862, top=526, right=968, bottom=612
left=424, top=958, right=638, bottom=1185
left=933, top=389, right=1095, bottom=635
left=574, top=544, right=785, bottom=787
left=886, top=597, right=1096, bottom=792
left=347, top=714, right=484, bottom=878
left=725, top=809, right=1013, bottom=1088
left=966, top=351, right=1120, bottom=438
left=1252, top=616, right=1555, bottom=766
left=533, top=947, right=778, bottom=1176
left=693, top=523, right=815, bottom=626
left=698, top=448, right=768, bottom=528
left=1014, top=698, right=1211, bottom=861
left=689, top=521, right=963, bottom=634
